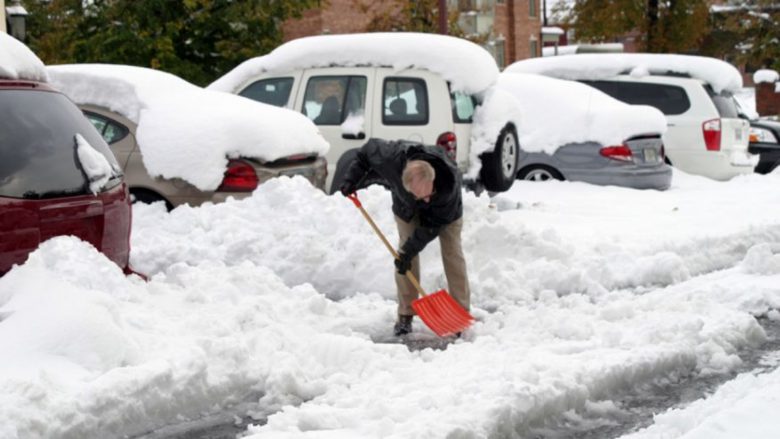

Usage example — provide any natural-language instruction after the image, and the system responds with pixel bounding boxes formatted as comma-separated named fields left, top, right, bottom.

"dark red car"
left=0, top=79, right=132, bottom=275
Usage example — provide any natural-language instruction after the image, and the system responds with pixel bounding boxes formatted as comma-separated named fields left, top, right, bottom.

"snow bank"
left=47, top=64, right=329, bottom=191
left=0, top=32, right=47, bottom=82
left=208, top=33, right=499, bottom=95
left=506, top=53, right=744, bottom=93
left=4, top=170, right=780, bottom=437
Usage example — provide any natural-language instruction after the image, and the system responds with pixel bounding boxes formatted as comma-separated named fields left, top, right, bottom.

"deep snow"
left=2, top=169, right=780, bottom=438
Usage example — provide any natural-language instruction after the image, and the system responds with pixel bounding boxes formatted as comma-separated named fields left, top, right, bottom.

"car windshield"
left=0, top=89, right=122, bottom=199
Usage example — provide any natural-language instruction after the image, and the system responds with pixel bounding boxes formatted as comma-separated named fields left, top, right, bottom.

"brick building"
left=282, top=0, right=543, bottom=68
left=757, top=82, right=780, bottom=117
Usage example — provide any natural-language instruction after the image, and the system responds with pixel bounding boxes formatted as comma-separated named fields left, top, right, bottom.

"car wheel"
left=518, top=165, right=563, bottom=182
left=479, top=124, right=519, bottom=192
left=130, top=189, right=173, bottom=211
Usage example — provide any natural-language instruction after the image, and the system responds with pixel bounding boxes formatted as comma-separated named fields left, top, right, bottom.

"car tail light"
left=599, top=144, right=634, bottom=162
left=702, top=118, right=721, bottom=151
left=436, top=132, right=457, bottom=161
left=217, top=159, right=258, bottom=192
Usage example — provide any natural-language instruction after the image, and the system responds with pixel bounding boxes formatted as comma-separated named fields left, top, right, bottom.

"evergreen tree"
left=23, top=0, right=317, bottom=86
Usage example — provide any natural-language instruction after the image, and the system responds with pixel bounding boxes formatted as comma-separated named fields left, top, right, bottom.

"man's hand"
left=339, top=180, right=357, bottom=196
left=395, top=252, right=413, bottom=275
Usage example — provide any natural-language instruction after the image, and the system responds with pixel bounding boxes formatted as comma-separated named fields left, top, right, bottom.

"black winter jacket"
left=343, top=138, right=463, bottom=258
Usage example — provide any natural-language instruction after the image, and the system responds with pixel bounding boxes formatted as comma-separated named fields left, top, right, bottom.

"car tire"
left=131, top=189, right=173, bottom=211
left=480, top=124, right=519, bottom=192
left=517, top=165, right=564, bottom=182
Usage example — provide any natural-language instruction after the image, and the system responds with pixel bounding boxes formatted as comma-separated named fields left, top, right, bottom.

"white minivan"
left=209, top=32, right=520, bottom=193
left=507, top=54, right=756, bottom=181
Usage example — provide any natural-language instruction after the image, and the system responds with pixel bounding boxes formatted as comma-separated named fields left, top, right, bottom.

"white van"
left=209, top=33, right=520, bottom=193
left=507, top=54, right=756, bottom=181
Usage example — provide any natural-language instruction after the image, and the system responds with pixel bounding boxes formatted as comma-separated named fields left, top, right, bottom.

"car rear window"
left=705, top=86, right=739, bottom=118
left=581, top=80, right=691, bottom=115
left=0, top=89, right=121, bottom=199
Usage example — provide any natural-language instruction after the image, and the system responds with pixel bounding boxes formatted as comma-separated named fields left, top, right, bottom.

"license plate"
left=643, top=148, right=658, bottom=163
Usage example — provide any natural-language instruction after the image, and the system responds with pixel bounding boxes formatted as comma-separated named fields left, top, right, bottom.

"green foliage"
left=561, top=0, right=711, bottom=53
left=23, top=0, right=318, bottom=86
left=703, top=1, right=780, bottom=71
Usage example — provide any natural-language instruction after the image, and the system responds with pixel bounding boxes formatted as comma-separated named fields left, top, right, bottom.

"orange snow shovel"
left=347, top=193, right=474, bottom=337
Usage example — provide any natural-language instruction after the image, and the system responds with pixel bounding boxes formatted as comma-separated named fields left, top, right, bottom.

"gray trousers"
left=394, top=215, right=470, bottom=316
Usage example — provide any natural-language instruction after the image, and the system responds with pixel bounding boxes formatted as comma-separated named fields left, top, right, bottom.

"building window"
left=529, top=38, right=538, bottom=58
left=529, top=0, right=537, bottom=17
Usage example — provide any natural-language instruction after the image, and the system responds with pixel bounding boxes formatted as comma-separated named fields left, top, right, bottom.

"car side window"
left=450, top=91, right=477, bottom=123
left=705, top=86, right=739, bottom=118
left=383, top=77, right=428, bottom=125
left=84, top=111, right=129, bottom=144
left=239, top=77, right=294, bottom=107
left=582, top=80, right=691, bottom=116
left=302, top=76, right=367, bottom=126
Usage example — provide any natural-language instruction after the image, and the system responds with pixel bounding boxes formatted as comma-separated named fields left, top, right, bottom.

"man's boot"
left=393, top=315, right=413, bottom=336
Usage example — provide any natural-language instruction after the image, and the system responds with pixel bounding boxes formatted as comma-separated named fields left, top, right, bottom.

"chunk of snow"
left=753, top=69, right=779, bottom=84
left=0, top=32, right=47, bottom=82
left=75, top=133, right=113, bottom=195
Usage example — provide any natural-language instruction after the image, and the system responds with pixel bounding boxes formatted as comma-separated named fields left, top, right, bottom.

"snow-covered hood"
left=506, top=53, right=743, bottom=94
left=208, top=32, right=499, bottom=95
left=47, top=64, right=329, bottom=191
left=0, top=32, right=48, bottom=82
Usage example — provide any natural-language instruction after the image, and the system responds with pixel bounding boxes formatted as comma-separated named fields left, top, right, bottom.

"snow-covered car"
left=47, top=64, right=329, bottom=210
left=507, top=54, right=757, bottom=181
left=747, top=119, right=780, bottom=174
left=494, top=72, right=671, bottom=189
left=0, top=34, right=131, bottom=275
left=208, top=32, right=519, bottom=194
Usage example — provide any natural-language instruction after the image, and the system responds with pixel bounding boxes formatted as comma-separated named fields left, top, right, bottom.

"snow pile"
left=506, top=53, right=744, bottom=93
left=208, top=33, right=499, bottom=95
left=3, top=171, right=780, bottom=437
left=753, top=69, right=779, bottom=84
left=47, top=64, right=329, bottom=191
left=741, top=244, right=780, bottom=275
left=622, top=367, right=780, bottom=439
left=0, top=32, right=47, bottom=82
left=75, top=133, right=114, bottom=194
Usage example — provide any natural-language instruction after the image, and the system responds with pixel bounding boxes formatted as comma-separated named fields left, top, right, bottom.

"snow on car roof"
left=208, top=32, right=499, bottom=95
left=0, top=32, right=48, bottom=82
left=506, top=53, right=743, bottom=93
left=47, top=64, right=329, bottom=191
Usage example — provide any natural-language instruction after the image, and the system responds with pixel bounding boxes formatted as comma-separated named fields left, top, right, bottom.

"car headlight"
left=749, top=127, right=779, bottom=143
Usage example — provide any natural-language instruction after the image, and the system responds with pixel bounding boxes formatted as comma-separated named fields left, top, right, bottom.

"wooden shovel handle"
left=347, top=193, right=427, bottom=297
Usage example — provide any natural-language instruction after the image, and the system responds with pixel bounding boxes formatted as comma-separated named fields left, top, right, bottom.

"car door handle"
left=342, top=132, right=366, bottom=140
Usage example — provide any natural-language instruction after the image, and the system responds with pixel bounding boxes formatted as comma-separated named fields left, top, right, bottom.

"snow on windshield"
left=465, top=72, right=667, bottom=178
left=506, top=53, right=744, bottom=93
left=47, top=64, right=329, bottom=191
left=208, top=32, right=499, bottom=95
left=0, top=32, right=48, bottom=82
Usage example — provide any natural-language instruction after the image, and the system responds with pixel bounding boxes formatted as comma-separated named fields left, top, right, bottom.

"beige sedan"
left=82, top=104, right=327, bottom=210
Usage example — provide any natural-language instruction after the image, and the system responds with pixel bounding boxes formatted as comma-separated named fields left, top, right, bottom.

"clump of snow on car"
left=753, top=69, right=779, bottom=84
left=340, top=113, right=365, bottom=136
left=208, top=33, right=499, bottom=95
left=507, top=53, right=744, bottom=93
left=467, top=87, right=523, bottom=179
left=48, top=64, right=329, bottom=191
left=0, top=32, right=48, bottom=82
left=75, top=133, right=113, bottom=195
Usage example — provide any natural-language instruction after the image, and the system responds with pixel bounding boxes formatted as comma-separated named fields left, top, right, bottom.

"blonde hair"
left=402, top=160, right=436, bottom=192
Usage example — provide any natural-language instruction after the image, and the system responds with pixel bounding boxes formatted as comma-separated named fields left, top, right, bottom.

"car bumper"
left=564, top=164, right=673, bottom=190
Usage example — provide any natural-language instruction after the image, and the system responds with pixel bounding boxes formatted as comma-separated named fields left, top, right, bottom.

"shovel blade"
left=412, top=290, right=475, bottom=337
